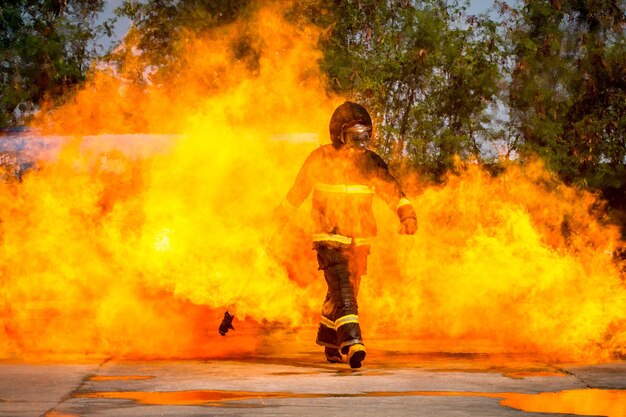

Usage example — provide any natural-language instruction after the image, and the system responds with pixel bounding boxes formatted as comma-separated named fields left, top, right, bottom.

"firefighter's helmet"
left=329, top=101, right=373, bottom=149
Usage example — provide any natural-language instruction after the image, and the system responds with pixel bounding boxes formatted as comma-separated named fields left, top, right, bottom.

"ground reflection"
left=89, top=375, right=154, bottom=381
left=77, top=388, right=626, bottom=416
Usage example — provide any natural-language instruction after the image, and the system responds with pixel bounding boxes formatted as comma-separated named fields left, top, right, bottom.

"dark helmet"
left=329, top=101, right=373, bottom=148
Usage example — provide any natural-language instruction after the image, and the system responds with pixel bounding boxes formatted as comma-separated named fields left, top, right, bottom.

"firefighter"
left=276, top=101, right=417, bottom=368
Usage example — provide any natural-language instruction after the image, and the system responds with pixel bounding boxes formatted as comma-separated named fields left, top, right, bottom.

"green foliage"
left=2, top=0, right=623, bottom=219
left=0, top=0, right=107, bottom=128
left=291, top=0, right=503, bottom=180
left=500, top=0, right=626, bottom=226
left=114, top=0, right=254, bottom=69
left=503, top=0, right=626, bottom=187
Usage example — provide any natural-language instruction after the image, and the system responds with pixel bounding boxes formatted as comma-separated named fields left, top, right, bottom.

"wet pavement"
left=1, top=336, right=625, bottom=417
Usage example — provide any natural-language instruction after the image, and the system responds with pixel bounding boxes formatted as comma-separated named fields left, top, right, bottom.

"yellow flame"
left=1, top=4, right=624, bottom=361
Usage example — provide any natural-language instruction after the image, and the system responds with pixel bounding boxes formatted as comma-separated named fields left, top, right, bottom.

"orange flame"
left=1, top=5, right=624, bottom=362
left=365, top=160, right=625, bottom=360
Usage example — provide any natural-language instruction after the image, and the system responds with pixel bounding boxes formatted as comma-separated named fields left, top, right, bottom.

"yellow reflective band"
left=312, top=234, right=353, bottom=245
left=335, top=314, right=359, bottom=328
left=348, top=344, right=366, bottom=355
left=340, top=340, right=364, bottom=351
left=315, top=183, right=375, bottom=194
left=353, top=237, right=373, bottom=246
left=397, top=198, right=412, bottom=210
left=320, top=316, right=335, bottom=329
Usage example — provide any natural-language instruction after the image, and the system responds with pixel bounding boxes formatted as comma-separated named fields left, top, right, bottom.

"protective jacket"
left=285, top=144, right=415, bottom=247
left=283, top=143, right=416, bottom=357
left=280, top=102, right=416, bottom=364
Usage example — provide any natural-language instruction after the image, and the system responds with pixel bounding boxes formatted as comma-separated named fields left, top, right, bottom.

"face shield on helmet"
left=341, top=123, right=372, bottom=151
left=329, top=101, right=373, bottom=149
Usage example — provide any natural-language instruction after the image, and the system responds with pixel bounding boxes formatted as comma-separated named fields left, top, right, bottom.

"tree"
left=291, top=0, right=503, bottom=180
left=501, top=0, right=626, bottom=230
left=115, top=1, right=503, bottom=180
left=0, top=0, right=108, bottom=129
left=114, top=0, right=254, bottom=69
left=503, top=0, right=625, bottom=187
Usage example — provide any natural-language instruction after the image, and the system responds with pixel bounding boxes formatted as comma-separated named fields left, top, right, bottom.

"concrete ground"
left=1, top=334, right=625, bottom=417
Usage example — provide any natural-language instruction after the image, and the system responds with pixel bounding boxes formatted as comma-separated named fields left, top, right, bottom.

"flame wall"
left=365, top=160, right=625, bottom=361
left=1, top=4, right=624, bottom=362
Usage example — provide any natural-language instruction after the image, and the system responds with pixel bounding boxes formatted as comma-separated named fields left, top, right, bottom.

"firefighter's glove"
left=399, top=217, right=417, bottom=235
left=397, top=201, right=417, bottom=235
left=218, top=311, right=235, bottom=336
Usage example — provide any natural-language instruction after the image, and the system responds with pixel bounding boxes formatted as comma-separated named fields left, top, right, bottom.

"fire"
left=1, top=4, right=624, bottom=362
left=364, top=160, right=625, bottom=360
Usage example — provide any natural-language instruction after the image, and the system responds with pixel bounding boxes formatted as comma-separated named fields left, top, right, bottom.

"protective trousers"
left=314, top=243, right=369, bottom=354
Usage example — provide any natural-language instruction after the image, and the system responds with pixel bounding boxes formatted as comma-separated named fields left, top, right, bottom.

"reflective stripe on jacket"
left=285, top=144, right=412, bottom=245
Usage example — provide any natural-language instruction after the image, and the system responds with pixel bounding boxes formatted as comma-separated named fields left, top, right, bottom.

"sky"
left=466, top=0, right=499, bottom=14
left=100, top=0, right=500, bottom=49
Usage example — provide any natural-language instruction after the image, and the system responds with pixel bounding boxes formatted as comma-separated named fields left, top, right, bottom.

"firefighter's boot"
left=347, top=344, right=366, bottom=369
left=324, top=347, right=343, bottom=363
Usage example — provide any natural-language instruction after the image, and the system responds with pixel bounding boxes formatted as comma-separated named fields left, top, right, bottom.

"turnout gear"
left=218, top=311, right=235, bottom=336
left=281, top=102, right=417, bottom=367
left=325, top=346, right=343, bottom=363
left=400, top=217, right=418, bottom=235
left=397, top=198, right=418, bottom=234
left=285, top=142, right=416, bottom=244
left=314, top=244, right=368, bottom=355
left=397, top=199, right=416, bottom=222
left=348, top=344, right=366, bottom=369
